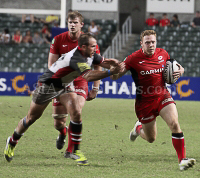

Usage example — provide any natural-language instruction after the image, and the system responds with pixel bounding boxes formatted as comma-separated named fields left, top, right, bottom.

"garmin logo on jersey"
left=140, top=67, right=164, bottom=75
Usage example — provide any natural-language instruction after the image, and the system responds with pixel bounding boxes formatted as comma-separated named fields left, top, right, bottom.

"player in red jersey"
left=48, top=11, right=101, bottom=165
left=111, top=30, right=196, bottom=170
left=159, top=13, right=170, bottom=27
left=146, top=13, right=158, bottom=26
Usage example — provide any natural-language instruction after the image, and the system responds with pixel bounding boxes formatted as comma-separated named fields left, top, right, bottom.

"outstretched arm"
left=99, top=58, right=120, bottom=69
left=110, top=67, right=128, bottom=80
left=83, top=62, right=125, bottom=82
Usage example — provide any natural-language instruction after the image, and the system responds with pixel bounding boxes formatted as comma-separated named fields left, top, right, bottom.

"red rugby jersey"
left=124, top=48, right=170, bottom=99
left=50, top=31, right=100, bottom=56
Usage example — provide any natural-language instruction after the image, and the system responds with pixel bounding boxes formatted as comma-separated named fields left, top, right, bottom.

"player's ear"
left=81, top=45, right=86, bottom=50
left=81, top=22, right=84, bottom=28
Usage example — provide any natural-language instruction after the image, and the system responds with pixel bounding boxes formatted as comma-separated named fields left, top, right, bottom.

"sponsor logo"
left=158, top=56, right=164, bottom=63
left=77, top=62, right=91, bottom=72
left=140, top=67, right=164, bottom=75
left=162, top=98, right=174, bottom=105
left=139, top=61, right=145, bottom=64
left=62, top=45, right=68, bottom=47
left=177, top=79, right=194, bottom=98
left=11, top=75, right=29, bottom=93
left=75, top=89, right=86, bottom=95
left=0, top=78, right=7, bottom=92
left=141, top=115, right=154, bottom=121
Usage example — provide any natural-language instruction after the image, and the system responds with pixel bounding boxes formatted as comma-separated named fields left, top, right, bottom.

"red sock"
left=172, top=132, right=186, bottom=163
left=59, top=127, right=67, bottom=136
left=136, top=125, right=142, bottom=134
left=67, top=125, right=73, bottom=153
left=9, top=130, right=23, bottom=147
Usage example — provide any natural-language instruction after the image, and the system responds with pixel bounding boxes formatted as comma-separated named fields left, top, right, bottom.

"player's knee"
left=71, top=110, right=81, bottom=121
left=54, top=119, right=65, bottom=130
left=147, top=136, right=156, bottom=143
left=170, top=121, right=180, bottom=132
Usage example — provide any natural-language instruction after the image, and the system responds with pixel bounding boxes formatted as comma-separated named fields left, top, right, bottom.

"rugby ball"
left=163, top=59, right=180, bottom=84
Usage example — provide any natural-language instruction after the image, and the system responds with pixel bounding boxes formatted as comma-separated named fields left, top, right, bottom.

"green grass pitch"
left=0, top=96, right=200, bottom=178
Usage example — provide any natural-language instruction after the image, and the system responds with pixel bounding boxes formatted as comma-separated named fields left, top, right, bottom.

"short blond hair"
left=67, top=11, right=84, bottom=23
left=140, top=30, right=156, bottom=41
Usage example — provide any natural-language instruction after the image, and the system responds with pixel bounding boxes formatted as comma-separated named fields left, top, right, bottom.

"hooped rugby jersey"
left=39, top=47, right=103, bottom=88
left=124, top=48, right=170, bottom=99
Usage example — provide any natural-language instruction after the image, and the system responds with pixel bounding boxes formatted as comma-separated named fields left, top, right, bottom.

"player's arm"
left=48, top=53, right=59, bottom=68
left=83, top=62, right=125, bottom=81
left=110, top=65, right=128, bottom=80
left=99, top=58, right=120, bottom=69
left=87, top=65, right=102, bottom=101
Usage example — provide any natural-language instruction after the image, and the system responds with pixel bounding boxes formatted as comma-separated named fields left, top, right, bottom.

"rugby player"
left=111, top=30, right=196, bottom=171
left=4, top=33, right=125, bottom=165
left=48, top=11, right=101, bottom=165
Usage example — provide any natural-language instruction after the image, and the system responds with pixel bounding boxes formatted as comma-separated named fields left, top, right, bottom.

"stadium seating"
left=0, top=13, right=117, bottom=73
left=136, top=25, right=200, bottom=76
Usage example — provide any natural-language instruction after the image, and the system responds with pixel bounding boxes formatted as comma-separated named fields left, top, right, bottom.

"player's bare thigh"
left=27, top=100, right=50, bottom=120
left=53, top=104, right=67, bottom=115
left=58, top=92, right=84, bottom=122
left=16, top=100, right=49, bottom=133
left=159, top=103, right=181, bottom=133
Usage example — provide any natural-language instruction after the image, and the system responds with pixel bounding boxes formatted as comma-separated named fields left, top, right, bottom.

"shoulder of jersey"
left=56, top=31, right=69, bottom=39
left=130, top=49, right=142, bottom=57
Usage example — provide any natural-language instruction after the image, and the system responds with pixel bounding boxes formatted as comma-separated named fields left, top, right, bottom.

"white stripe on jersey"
left=49, top=47, right=78, bottom=73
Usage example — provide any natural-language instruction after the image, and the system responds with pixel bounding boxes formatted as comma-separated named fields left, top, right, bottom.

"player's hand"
left=103, top=58, right=120, bottom=66
left=110, top=62, right=125, bottom=74
left=173, top=63, right=184, bottom=79
left=86, top=89, right=98, bottom=101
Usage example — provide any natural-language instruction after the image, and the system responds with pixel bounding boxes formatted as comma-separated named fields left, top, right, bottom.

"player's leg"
left=130, top=119, right=157, bottom=143
left=4, top=100, right=49, bottom=162
left=53, top=99, right=68, bottom=150
left=59, top=92, right=88, bottom=165
left=130, top=99, right=157, bottom=143
left=66, top=94, right=85, bottom=153
left=159, top=103, right=196, bottom=170
left=65, top=78, right=87, bottom=153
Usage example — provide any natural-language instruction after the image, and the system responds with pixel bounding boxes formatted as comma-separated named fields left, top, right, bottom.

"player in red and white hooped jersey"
left=4, top=33, right=125, bottom=164
left=111, top=30, right=196, bottom=170
left=48, top=11, right=101, bottom=165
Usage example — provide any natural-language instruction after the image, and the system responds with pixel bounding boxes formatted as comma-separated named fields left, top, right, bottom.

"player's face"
left=68, top=17, right=83, bottom=34
left=141, top=35, right=156, bottom=56
left=85, top=38, right=97, bottom=58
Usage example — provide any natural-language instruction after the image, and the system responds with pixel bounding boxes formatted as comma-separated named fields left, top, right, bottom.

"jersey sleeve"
left=123, top=55, right=133, bottom=70
left=50, top=36, right=59, bottom=54
left=70, top=57, right=91, bottom=75
left=92, top=53, right=104, bottom=65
